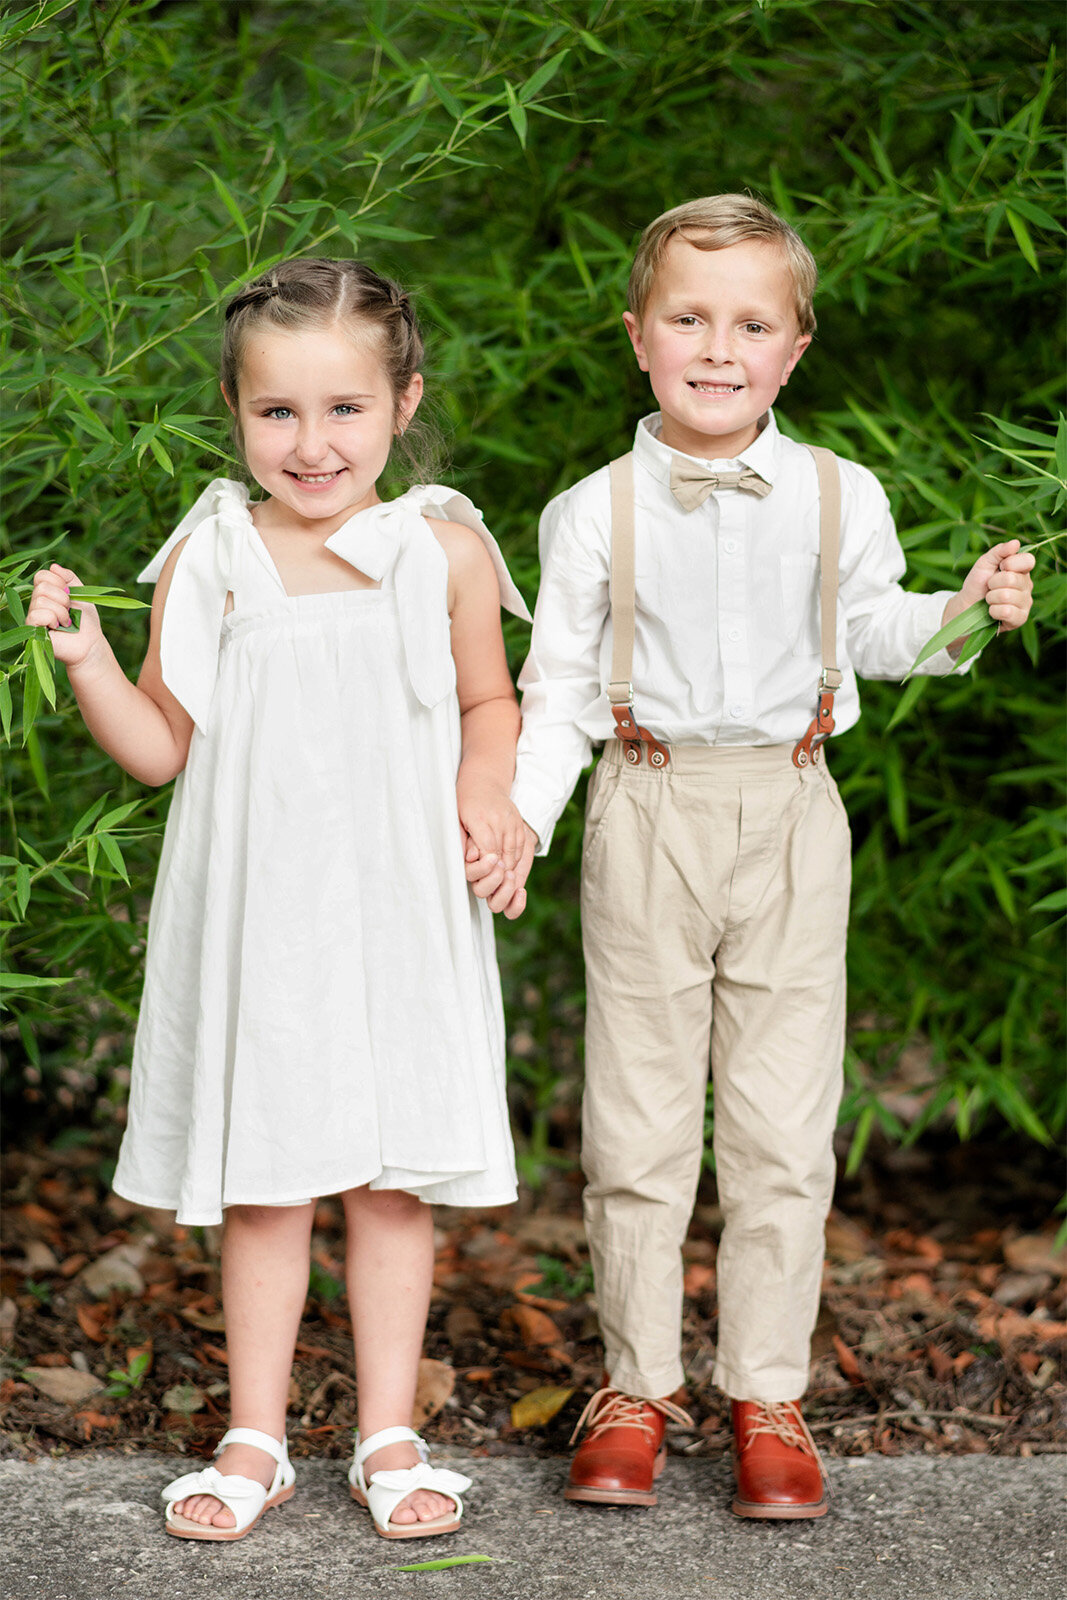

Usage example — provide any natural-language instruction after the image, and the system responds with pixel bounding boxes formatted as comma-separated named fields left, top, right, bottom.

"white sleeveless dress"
left=112, top=479, right=529, bottom=1225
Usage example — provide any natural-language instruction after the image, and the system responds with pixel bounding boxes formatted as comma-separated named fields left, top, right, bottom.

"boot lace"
left=569, top=1387, right=694, bottom=1447
left=741, top=1401, right=830, bottom=1491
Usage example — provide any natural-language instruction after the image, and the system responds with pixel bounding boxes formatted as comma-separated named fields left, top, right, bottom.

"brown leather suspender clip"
left=608, top=455, right=670, bottom=769
left=792, top=447, right=843, bottom=770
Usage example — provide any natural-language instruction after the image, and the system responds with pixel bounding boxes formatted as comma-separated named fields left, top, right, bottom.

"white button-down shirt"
left=513, top=410, right=962, bottom=852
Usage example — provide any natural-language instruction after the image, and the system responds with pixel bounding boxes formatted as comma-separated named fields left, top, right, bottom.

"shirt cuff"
left=912, top=590, right=977, bottom=677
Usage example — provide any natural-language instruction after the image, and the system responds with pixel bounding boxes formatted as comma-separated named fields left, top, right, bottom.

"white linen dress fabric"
left=113, top=479, right=528, bottom=1225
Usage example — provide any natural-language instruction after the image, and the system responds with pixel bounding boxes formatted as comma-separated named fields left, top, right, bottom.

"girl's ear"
left=220, top=381, right=236, bottom=416
left=396, top=372, right=424, bottom=434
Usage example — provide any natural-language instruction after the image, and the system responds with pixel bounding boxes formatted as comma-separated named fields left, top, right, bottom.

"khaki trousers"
left=580, top=741, right=851, bottom=1403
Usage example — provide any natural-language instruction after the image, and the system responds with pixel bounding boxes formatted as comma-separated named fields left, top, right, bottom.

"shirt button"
left=730, top=704, right=744, bottom=719
left=728, top=628, right=741, bottom=642
left=723, top=539, right=739, bottom=553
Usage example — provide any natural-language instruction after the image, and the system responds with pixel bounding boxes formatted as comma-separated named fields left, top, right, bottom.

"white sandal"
left=349, top=1426, right=472, bottom=1540
left=162, top=1427, right=295, bottom=1541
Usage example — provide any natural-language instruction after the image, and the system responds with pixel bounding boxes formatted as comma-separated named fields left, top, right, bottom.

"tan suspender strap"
left=607, top=453, right=636, bottom=705
left=607, top=452, right=669, bottom=767
left=792, top=445, right=843, bottom=768
left=805, top=444, right=843, bottom=692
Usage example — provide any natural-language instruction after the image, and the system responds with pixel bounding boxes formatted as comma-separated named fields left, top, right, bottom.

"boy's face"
left=623, top=235, right=810, bottom=459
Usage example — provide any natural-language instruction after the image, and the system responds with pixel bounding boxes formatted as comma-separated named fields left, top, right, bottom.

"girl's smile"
left=231, top=325, right=421, bottom=537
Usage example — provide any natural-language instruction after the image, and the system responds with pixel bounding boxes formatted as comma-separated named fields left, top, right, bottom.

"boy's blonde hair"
left=627, top=194, right=818, bottom=335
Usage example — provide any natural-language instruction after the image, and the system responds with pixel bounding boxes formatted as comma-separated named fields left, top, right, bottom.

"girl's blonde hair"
left=221, top=257, right=440, bottom=481
left=627, top=194, right=818, bottom=336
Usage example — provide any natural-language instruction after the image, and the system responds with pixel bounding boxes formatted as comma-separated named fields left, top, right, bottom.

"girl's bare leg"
left=343, top=1185, right=452, bottom=1526
left=174, top=1201, right=315, bottom=1527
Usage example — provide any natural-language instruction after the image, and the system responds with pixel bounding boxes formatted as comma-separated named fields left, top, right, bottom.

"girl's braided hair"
left=221, top=257, right=441, bottom=482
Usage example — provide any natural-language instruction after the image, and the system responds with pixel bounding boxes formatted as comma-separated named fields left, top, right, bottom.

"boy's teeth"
left=691, top=382, right=741, bottom=393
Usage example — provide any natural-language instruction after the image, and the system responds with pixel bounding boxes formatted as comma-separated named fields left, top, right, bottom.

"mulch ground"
left=1, top=1130, right=1064, bottom=1465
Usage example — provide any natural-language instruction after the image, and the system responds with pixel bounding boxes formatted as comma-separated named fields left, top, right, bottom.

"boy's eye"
left=675, top=315, right=699, bottom=327
left=743, top=322, right=767, bottom=335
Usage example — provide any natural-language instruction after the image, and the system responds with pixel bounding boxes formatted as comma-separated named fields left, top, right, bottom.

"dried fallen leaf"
left=24, top=1366, right=105, bottom=1405
left=1004, top=1234, right=1067, bottom=1277
left=411, top=1358, right=455, bottom=1427
left=926, top=1344, right=954, bottom=1383
left=162, top=1383, right=206, bottom=1415
left=76, top=1304, right=111, bottom=1344
left=683, top=1263, right=715, bottom=1297
left=0, top=1298, right=17, bottom=1348
left=832, top=1336, right=864, bottom=1384
left=33, top=1352, right=71, bottom=1369
left=510, top=1386, right=574, bottom=1429
left=179, top=1306, right=227, bottom=1333
left=500, top=1304, right=563, bottom=1347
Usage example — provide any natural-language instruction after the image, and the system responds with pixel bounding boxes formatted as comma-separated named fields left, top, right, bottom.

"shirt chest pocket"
left=778, top=553, right=822, bottom=658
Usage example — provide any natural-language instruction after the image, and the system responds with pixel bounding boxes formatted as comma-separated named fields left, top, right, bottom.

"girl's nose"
left=295, top=425, right=328, bottom=464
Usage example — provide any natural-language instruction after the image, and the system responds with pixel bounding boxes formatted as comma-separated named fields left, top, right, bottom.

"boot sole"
left=731, top=1495, right=828, bottom=1520
left=565, top=1444, right=666, bottom=1507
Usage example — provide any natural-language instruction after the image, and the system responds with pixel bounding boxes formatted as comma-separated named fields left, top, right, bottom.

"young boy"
left=471, top=194, right=1034, bottom=1518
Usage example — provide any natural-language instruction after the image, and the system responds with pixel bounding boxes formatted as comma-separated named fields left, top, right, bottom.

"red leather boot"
left=565, top=1388, right=693, bottom=1507
left=731, top=1400, right=828, bottom=1519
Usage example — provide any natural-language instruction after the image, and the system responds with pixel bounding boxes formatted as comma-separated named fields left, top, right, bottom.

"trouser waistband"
left=599, top=739, right=824, bottom=774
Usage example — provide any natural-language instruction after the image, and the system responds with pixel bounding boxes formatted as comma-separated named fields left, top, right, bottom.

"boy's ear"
left=220, top=381, right=236, bottom=416
left=622, top=311, right=650, bottom=372
left=779, top=333, right=812, bottom=387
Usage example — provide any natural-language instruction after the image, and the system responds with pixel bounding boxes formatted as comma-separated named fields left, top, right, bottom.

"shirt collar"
left=633, top=409, right=783, bottom=490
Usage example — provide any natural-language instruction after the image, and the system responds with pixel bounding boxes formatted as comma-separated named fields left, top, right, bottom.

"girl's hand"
left=464, top=824, right=536, bottom=920
left=27, top=563, right=104, bottom=669
left=942, top=540, right=1035, bottom=647
left=457, top=780, right=526, bottom=873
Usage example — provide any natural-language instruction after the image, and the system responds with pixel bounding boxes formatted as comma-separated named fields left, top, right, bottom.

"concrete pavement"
left=0, top=1450, right=1063, bottom=1600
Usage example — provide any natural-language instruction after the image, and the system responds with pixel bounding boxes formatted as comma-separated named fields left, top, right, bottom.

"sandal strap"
left=162, top=1466, right=269, bottom=1531
left=217, top=1427, right=288, bottom=1468
left=354, top=1426, right=427, bottom=1470
left=361, top=1462, right=472, bottom=1531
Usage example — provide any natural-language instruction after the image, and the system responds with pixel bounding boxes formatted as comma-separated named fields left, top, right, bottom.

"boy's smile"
left=623, top=235, right=810, bottom=460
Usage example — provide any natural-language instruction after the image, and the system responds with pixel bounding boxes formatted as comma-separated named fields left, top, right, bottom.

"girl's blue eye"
left=333, top=404, right=358, bottom=416
left=265, top=407, right=293, bottom=420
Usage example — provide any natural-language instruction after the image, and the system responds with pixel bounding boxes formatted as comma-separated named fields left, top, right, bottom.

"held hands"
left=941, top=540, right=1035, bottom=650
left=26, top=564, right=104, bottom=669
left=458, top=774, right=536, bottom=919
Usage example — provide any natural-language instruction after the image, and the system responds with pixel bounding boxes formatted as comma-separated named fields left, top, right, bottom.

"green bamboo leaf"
left=504, top=81, right=528, bottom=148
left=86, top=835, right=99, bottom=876
left=97, top=801, right=141, bottom=830
left=845, top=1105, right=876, bottom=1177
left=1005, top=208, right=1040, bottom=273
left=389, top=1555, right=497, bottom=1572
left=71, top=794, right=109, bottom=839
left=904, top=599, right=990, bottom=678
left=0, top=676, right=14, bottom=742
left=985, top=857, right=1017, bottom=922
left=0, top=972, right=67, bottom=990
left=952, top=622, right=999, bottom=670
left=29, top=636, right=56, bottom=709
left=519, top=49, right=569, bottom=103
left=68, top=587, right=150, bottom=611
left=159, top=422, right=240, bottom=465
left=24, top=725, right=48, bottom=799
left=1030, top=888, right=1067, bottom=913
left=21, top=658, right=41, bottom=744
left=15, top=863, right=31, bottom=918
left=203, top=167, right=250, bottom=238
left=885, top=673, right=929, bottom=732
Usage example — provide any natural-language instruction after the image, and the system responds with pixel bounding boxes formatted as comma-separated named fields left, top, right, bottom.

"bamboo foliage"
left=2, top=0, right=1063, bottom=1171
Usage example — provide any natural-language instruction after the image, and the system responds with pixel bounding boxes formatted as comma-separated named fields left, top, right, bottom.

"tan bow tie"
left=669, top=461, right=772, bottom=511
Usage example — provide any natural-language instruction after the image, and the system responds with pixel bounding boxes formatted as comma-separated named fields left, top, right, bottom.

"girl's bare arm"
left=27, top=547, right=195, bottom=786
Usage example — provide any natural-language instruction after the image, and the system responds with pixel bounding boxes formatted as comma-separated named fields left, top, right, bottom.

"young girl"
left=28, top=258, right=531, bottom=1543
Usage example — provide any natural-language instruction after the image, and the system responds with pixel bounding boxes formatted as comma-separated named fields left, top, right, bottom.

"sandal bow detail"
left=162, top=1426, right=295, bottom=1541
left=349, top=1425, right=472, bottom=1540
